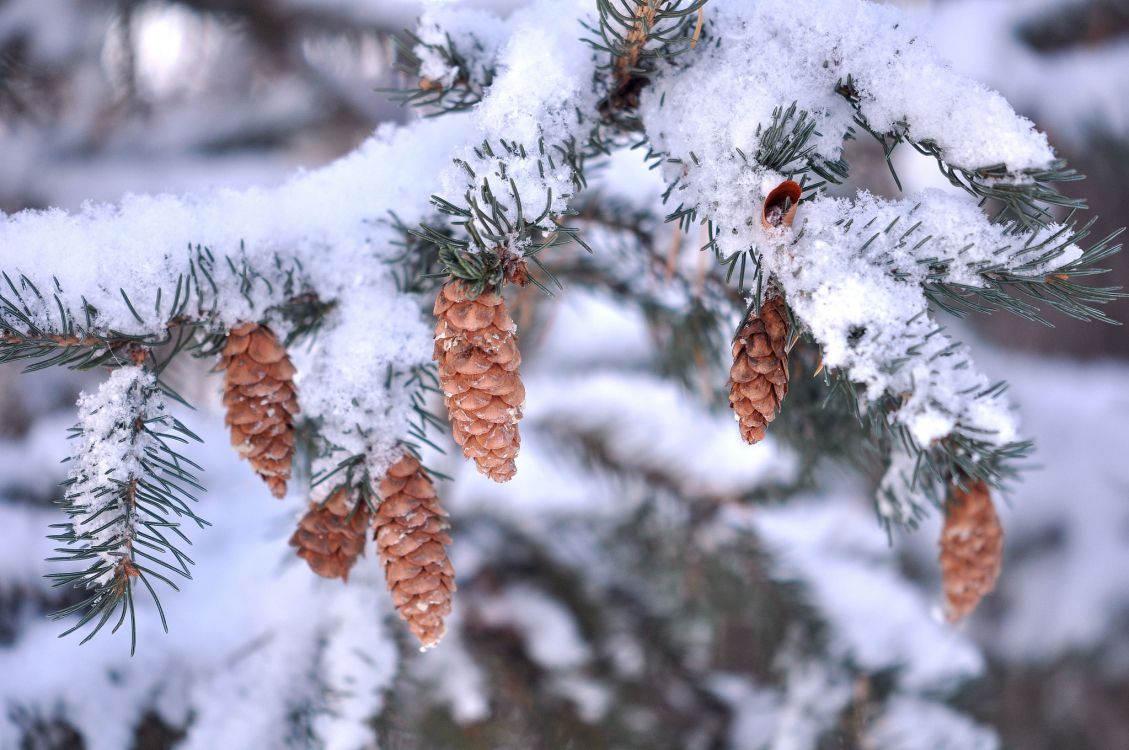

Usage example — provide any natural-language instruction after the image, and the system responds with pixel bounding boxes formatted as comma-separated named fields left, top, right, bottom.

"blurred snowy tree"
left=0, top=1, right=1124, bottom=749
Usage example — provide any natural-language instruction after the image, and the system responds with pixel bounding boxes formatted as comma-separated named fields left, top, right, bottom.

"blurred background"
left=0, top=1, right=1126, bottom=748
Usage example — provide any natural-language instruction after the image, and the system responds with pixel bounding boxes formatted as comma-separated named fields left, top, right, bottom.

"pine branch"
left=0, top=244, right=321, bottom=374
left=587, top=0, right=709, bottom=115
left=418, top=153, right=588, bottom=296
left=308, top=359, right=451, bottom=495
left=635, top=89, right=1123, bottom=523
left=45, top=366, right=206, bottom=653
left=809, top=193, right=1125, bottom=325
left=385, top=28, right=495, bottom=115
left=753, top=102, right=851, bottom=187
left=815, top=360, right=1033, bottom=531
left=836, top=75, right=1087, bottom=228
left=310, top=452, right=381, bottom=512
left=653, top=103, right=847, bottom=295
left=922, top=219, right=1125, bottom=325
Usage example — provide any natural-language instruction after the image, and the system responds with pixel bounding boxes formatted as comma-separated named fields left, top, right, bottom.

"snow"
left=0, top=0, right=1082, bottom=517
left=474, top=582, right=611, bottom=720
left=529, top=369, right=798, bottom=495
left=768, top=657, right=853, bottom=750
left=707, top=674, right=780, bottom=749
left=296, top=285, right=434, bottom=481
left=0, top=117, right=464, bottom=334
left=870, top=696, right=1000, bottom=750
left=476, top=583, right=590, bottom=669
left=0, top=117, right=470, bottom=479
left=627, top=0, right=1084, bottom=511
left=434, top=0, right=599, bottom=239
left=641, top=0, right=1056, bottom=178
left=64, top=367, right=164, bottom=585
left=410, top=605, right=491, bottom=723
left=763, top=190, right=1054, bottom=449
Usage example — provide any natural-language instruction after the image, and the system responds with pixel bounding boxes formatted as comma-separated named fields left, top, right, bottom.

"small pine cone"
left=433, top=281, right=524, bottom=483
left=729, top=295, right=790, bottom=444
left=940, top=479, right=1004, bottom=622
left=290, top=488, right=370, bottom=581
left=374, top=455, right=455, bottom=648
left=219, top=322, right=299, bottom=498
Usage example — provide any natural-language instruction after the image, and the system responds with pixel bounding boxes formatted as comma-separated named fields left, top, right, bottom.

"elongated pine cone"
left=940, top=479, right=1004, bottom=622
left=729, top=295, right=790, bottom=444
left=290, top=488, right=370, bottom=581
left=433, top=281, right=524, bottom=482
left=374, top=455, right=455, bottom=648
left=220, top=322, right=298, bottom=498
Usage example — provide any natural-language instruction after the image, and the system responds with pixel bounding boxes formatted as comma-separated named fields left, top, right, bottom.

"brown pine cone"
left=729, top=295, right=790, bottom=444
left=290, top=488, right=370, bottom=581
left=433, top=281, right=524, bottom=483
left=219, top=322, right=298, bottom=498
left=374, top=455, right=455, bottom=648
left=940, top=479, right=1004, bottom=622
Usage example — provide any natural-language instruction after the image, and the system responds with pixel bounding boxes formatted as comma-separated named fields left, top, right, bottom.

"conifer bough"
left=1, top=0, right=1121, bottom=652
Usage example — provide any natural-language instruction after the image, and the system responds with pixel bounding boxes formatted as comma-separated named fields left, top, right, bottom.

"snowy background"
left=0, top=0, right=1127, bottom=748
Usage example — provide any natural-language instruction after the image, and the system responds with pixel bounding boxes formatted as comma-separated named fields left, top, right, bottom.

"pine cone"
left=433, top=281, right=523, bottom=483
left=374, top=455, right=455, bottom=648
left=940, top=479, right=1004, bottom=622
left=290, top=488, right=369, bottom=581
left=729, top=295, right=790, bottom=444
left=220, top=322, right=298, bottom=498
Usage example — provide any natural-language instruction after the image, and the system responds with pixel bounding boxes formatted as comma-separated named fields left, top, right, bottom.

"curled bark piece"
left=762, top=180, right=802, bottom=230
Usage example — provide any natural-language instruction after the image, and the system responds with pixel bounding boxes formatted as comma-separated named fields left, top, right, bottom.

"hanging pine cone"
left=374, top=454, right=455, bottom=648
left=940, top=479, right=1004, bottom=622
left=433, top=281, right=523, bottom=483
left=729, top=295, right=790, bottom=444
left=219, top=322, right=298, bottom=498
left=290, top=488, right=370, bottom=581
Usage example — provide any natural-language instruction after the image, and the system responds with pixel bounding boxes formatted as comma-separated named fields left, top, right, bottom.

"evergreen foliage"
left=0, top=0, right=1125, bottom=746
